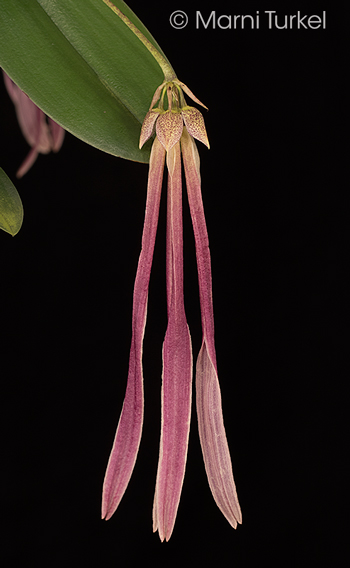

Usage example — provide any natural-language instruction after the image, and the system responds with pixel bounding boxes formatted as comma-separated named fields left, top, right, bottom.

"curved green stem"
left=102, top=0, right=176, bottom=81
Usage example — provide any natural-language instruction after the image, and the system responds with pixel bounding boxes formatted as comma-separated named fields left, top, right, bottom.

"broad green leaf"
left=0, top=0, right=175, bottom=163
left=0, top=168, right=23, bottom=236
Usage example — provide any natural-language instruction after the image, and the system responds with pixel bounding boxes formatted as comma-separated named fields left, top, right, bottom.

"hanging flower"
left=3, top=71, right=65, bottom=178
left=101, top=79, right=242, bottom=541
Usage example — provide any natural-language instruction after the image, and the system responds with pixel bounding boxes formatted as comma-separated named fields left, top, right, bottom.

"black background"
left=1, top=3, right=346, bottom=567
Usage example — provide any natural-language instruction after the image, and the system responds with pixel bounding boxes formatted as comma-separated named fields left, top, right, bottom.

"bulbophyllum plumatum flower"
left=3, top=71, right=65, bottom=178
left=102, top=79, right=242, bottom=541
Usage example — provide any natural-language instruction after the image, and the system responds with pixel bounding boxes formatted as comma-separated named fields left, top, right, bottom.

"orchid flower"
left=102, top=79, right=242, bottom=541
left=99, top=0, right=241, bottom=542
left=3, top=71, right=65, bottom=178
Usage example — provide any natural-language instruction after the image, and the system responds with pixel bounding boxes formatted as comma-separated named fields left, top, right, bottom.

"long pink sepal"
left=181, top=128, right=242, bottom=527
left=102, top=138, right=166, bottom=520
left=153, top=142, right=193, bottom=541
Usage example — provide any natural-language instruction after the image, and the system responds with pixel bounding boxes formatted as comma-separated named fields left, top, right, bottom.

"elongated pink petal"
left=196, top=342, right=242, bottom=527
left=3, top=72, right=65, bottom=176
left=49, top=119, right=65, bottom=152
left=8, top=88, right=52, bottom=152
left=153, top=142, right=192, bottom=542
left=149, top=81, right=166, bottom=110
left=102, top=138, right=165, bottom=520
left=181, top=128, right=242, bottom=527
left=15, top=105, right=49, bottom=178
left=16, top=146, right=39, bottom=179
left=174, top=80, right=208, bottom=110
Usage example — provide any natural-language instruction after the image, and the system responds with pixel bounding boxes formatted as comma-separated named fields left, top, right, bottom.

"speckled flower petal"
left=156, top=110, right=183, bottom=152
left=139, top=109, right=161, bottom=149
left=181, top=106, right=210, bottom=149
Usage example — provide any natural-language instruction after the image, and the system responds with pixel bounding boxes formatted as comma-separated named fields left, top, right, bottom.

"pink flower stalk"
left=102, top=80, right=242, bottom=541
left=3, top=71, right=65, bottom=178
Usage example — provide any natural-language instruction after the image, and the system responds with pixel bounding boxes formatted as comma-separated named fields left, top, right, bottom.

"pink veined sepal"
left=102, top=138, right=166, bottom=520
left=152, top=142, right=193, bottom=542
left=181, top=128, right=242, bottom=528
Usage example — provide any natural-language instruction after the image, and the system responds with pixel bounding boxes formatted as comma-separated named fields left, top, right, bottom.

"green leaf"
left=0, top=0, right=175, bottom=163
left=0, top=168, right=24, bottom=236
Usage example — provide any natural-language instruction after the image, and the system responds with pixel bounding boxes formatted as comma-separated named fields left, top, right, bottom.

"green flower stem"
left=102, top=0, right=176, bottom=81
